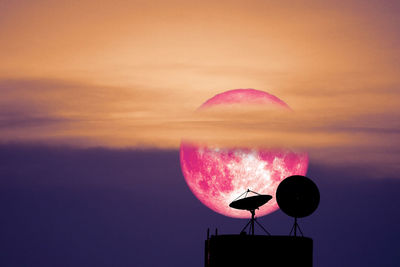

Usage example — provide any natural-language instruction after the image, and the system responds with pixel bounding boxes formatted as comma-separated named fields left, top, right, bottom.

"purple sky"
left=1, top=144, right=399, bottom=266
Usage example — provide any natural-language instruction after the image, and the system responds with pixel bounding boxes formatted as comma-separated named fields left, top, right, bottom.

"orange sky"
left=1, top=0, right=399, bottom=176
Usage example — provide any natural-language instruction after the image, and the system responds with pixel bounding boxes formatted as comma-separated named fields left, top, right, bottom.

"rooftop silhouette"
left=205, top=175, right=320, bottom=267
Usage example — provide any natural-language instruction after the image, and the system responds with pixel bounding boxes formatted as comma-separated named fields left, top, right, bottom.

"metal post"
left=205, top=228, right=210, bottom=267
left=251, top=210, right=255, bottom=235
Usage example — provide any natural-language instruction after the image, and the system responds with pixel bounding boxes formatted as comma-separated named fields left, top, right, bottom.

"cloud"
left=0, top=78, right=173, bottom=146
left=0, top=0, right=400, bottom=177
left=0, top=76, right=399, bottom=178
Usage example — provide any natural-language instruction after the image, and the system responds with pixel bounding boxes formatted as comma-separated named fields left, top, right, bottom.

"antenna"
left=276, top=175, right=320, bottom=236
left=229, top=189, right=272, bottom=235
left=206, top=177, right=319, bottom=267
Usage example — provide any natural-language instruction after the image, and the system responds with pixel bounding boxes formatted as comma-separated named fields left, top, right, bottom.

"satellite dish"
left=276, top=175, right=320, bottom=236
left=276, top=175, right=320, bottom=218
left=229, top=195, right=272, bottom=211
left=229, top=189, right=272, bottom=235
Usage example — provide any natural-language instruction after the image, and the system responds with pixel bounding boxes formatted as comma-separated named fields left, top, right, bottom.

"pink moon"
left=180, top=89, right=308, bottom=218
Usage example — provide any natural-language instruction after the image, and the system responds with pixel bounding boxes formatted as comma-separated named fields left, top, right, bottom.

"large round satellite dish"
left=276, top=175, right=320, bottom=218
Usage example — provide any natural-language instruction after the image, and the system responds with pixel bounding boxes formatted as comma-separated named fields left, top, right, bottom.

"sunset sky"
left=1, top=1, right=399, bottom=162
left=1, top=1, right=400, bottom=266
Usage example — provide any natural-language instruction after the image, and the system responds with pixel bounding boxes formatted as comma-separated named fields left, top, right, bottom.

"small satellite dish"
left=229, top=195, right=272, bottom=211
left=229, top=189, right=272, bottom=235
left=276, top=175, right=320, bottom=236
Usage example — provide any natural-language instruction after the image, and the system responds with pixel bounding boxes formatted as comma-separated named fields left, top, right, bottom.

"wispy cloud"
left=1, top=76, right=399, bottom=177
left=0, top=0, right=400, bottom=177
